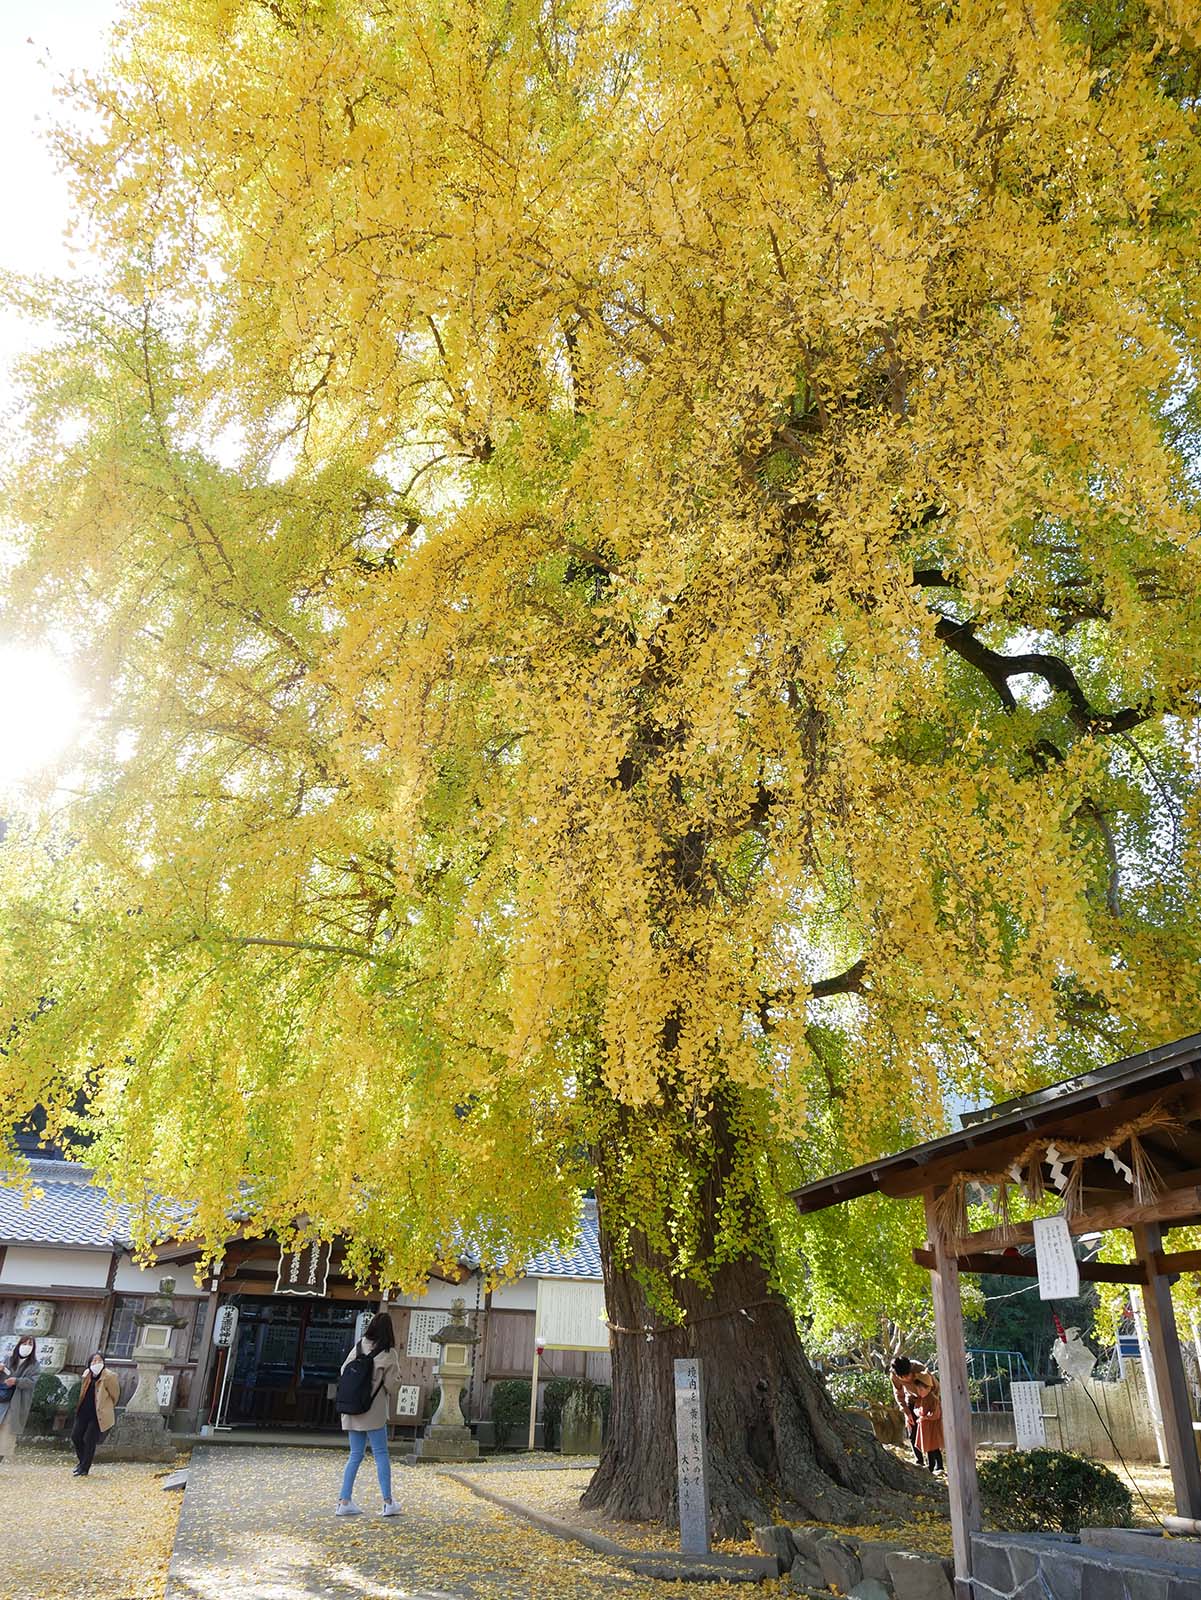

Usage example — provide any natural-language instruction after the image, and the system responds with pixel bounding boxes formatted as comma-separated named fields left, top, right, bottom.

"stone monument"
left=559, top=1386, right=603, bottom=1455
left=106, top=1277, right=186, bottom=1462
left=674, top=1357, right=711, bottom=1555
left=407, top=1298, right=480, bottom=1463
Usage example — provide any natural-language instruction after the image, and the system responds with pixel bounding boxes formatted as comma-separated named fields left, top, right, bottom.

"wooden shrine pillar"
left=924, top=1191, right=981, bottom=1600
left=1131, top=1223, right=1201, bottom=1519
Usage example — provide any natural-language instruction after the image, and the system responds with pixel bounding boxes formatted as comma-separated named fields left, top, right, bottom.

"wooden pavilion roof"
left=789, top=1030, right=1201, bottom=1215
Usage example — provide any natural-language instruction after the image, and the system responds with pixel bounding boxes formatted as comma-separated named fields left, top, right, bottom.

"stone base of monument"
left=404, top=1422, right=481, bottom=1465
left=100, top=1409, right=178, bottom=1463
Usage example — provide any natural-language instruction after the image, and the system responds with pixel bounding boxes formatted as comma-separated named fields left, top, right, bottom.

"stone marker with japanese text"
left=674, top=1357, right=711, bottom=1555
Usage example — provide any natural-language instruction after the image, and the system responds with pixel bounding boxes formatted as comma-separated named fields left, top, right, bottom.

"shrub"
left=824, top=1368, right=894, bottom=1410
left=978, top=1449, right=1133, bottom=1534
left=490, top=1379, right=532, bottom=1448
left=27, top=1373, right=75, bottom=1433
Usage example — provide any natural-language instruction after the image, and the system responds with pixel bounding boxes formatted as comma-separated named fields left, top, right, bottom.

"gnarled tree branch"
left=931, top=613, right=1150, bottom=734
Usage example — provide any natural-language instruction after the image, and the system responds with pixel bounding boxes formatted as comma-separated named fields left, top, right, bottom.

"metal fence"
left=966, top=1346, right=1034, bottom=1414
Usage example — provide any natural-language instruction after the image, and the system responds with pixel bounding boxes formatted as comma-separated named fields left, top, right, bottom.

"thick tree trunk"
left=583, top=1185, right=936, bottom=1536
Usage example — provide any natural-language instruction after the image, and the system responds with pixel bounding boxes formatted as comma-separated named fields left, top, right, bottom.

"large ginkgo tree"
left=2, top=0, right=1201, bottom=1532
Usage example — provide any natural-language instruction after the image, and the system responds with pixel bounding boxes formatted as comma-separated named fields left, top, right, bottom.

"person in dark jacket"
left=71, top=1352, right=121, bottom=1476
left=0, top=1338, right=42, bottom=1461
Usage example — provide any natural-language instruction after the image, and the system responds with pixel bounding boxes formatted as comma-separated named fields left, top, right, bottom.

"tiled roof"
left=0, top=1160, right=130, bottom=1249
left=524, top=1198, right=602, bottom=1280
left=0, top=1163, right=605, bottom=1280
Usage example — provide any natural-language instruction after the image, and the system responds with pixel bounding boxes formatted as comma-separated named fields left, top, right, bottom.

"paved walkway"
left=167, top=1446, right=740, bottom=1599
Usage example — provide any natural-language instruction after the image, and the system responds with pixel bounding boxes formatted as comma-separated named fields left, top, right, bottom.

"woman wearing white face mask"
left=71, top=1353, right=121, bottom=1476
left=0, top=1337, right=42, bottom=1462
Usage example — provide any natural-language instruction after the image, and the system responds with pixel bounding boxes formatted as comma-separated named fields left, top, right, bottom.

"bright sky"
left=0, top=0, right=119, bottom=788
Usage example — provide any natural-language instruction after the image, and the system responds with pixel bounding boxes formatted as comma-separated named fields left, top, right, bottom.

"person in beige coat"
left=72, top=1352, right=121, bottom=1476
left=336, top=1312, right=401, bottom=1516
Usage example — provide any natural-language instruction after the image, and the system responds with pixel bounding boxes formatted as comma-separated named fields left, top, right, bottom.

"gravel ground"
left=3, top=1441, right=1181, bottom=1600
left=167, top=1445, right=752, bottom=1599
left=451, top=1464, right=762, bottom=1556
left=0, top=1450, right=183, bottom=1600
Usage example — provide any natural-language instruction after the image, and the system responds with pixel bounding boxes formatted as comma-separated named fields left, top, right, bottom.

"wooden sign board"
left=1011, top=1381, right=1046, bottom=1449
left=394, top=1384, right=421, bottom=1419
left=275, top=1241, right=332, bottom=1297
left=406, top=1309, right=444, bottom=1360
left=674, top=1358, right=711, bottom=1555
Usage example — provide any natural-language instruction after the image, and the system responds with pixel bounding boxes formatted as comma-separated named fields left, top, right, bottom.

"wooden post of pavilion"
left=786, top=1037, right=1201, bottom=1586
left=923, top=1191, right=981, bottom=1600
left=1131, top=1222, right=1201, bottom=1519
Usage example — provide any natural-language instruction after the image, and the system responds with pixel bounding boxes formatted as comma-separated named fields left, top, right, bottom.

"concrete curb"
left=441, top=1470, right=778, bottom=1584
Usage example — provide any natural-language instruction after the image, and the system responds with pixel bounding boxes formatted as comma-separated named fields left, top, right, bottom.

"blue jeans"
left=339, top=1425, right=391, bottom=1503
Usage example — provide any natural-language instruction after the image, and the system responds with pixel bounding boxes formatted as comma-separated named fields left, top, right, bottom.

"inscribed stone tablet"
left=674, top=1358, right=711, bottom=1556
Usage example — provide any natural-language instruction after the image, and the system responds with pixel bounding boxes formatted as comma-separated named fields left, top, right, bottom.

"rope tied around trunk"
left=604, top=1296, right=788, bottom=1337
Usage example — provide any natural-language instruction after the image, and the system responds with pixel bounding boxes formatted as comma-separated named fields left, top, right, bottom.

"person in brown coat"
left=890, top=1355, right=934, bottom=1465
left=72, top=1353, right=121, bottom=1476
left=910, top=1369, right=944, bottom=1476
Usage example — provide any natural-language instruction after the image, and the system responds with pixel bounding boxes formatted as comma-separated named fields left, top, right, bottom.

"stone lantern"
left=109, top=1277, right=185, bottom=1462
left=409, top=1298, right=480, bottom=1463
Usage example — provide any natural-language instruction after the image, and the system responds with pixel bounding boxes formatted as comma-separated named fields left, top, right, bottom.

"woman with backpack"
left=0, top=1336, right=42, bottom=1462
left=335, top=1310, right=401, bottom=1517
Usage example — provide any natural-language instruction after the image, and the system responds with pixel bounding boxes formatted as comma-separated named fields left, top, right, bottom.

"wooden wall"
left=0, top=1295, right=106, bottom=1371
left=384, top=1302, right=612, bottom=1427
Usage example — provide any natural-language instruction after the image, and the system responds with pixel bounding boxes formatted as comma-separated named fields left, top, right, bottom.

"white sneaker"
left=335, top=1501, right=364, bottom=1516
left=381, top=1501, right=401, bottom=1517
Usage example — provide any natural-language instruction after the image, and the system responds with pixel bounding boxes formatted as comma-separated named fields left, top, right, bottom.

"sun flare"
left=0, top=644, right=82, bottom=790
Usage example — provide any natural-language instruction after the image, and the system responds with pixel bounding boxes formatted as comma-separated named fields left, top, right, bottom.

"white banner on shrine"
left=1032, top=1214, right=1080, bottom=1301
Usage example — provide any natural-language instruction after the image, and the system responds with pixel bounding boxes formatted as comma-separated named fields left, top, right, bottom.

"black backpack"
left=335, top=1344, right=384, bottom=1415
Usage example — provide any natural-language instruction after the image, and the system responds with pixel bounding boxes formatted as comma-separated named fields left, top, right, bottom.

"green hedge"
left=978, top=1449, right=1133, bottom=1534
left=27, top=1373, right=80, bottom=1433
left=490, top=1379, right=532, bottom=1449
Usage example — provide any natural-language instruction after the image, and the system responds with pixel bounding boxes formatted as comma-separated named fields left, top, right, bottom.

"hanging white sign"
left=1011, top=1381, right=1046, bottom=1450
left=1032, top=1214, right=1080, bottom=1301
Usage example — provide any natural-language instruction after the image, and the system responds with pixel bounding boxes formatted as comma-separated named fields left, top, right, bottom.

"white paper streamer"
left=1045, top=1143, right=1068, bottom=1192
left=1103, top=1145, right=1134, bottom=1185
